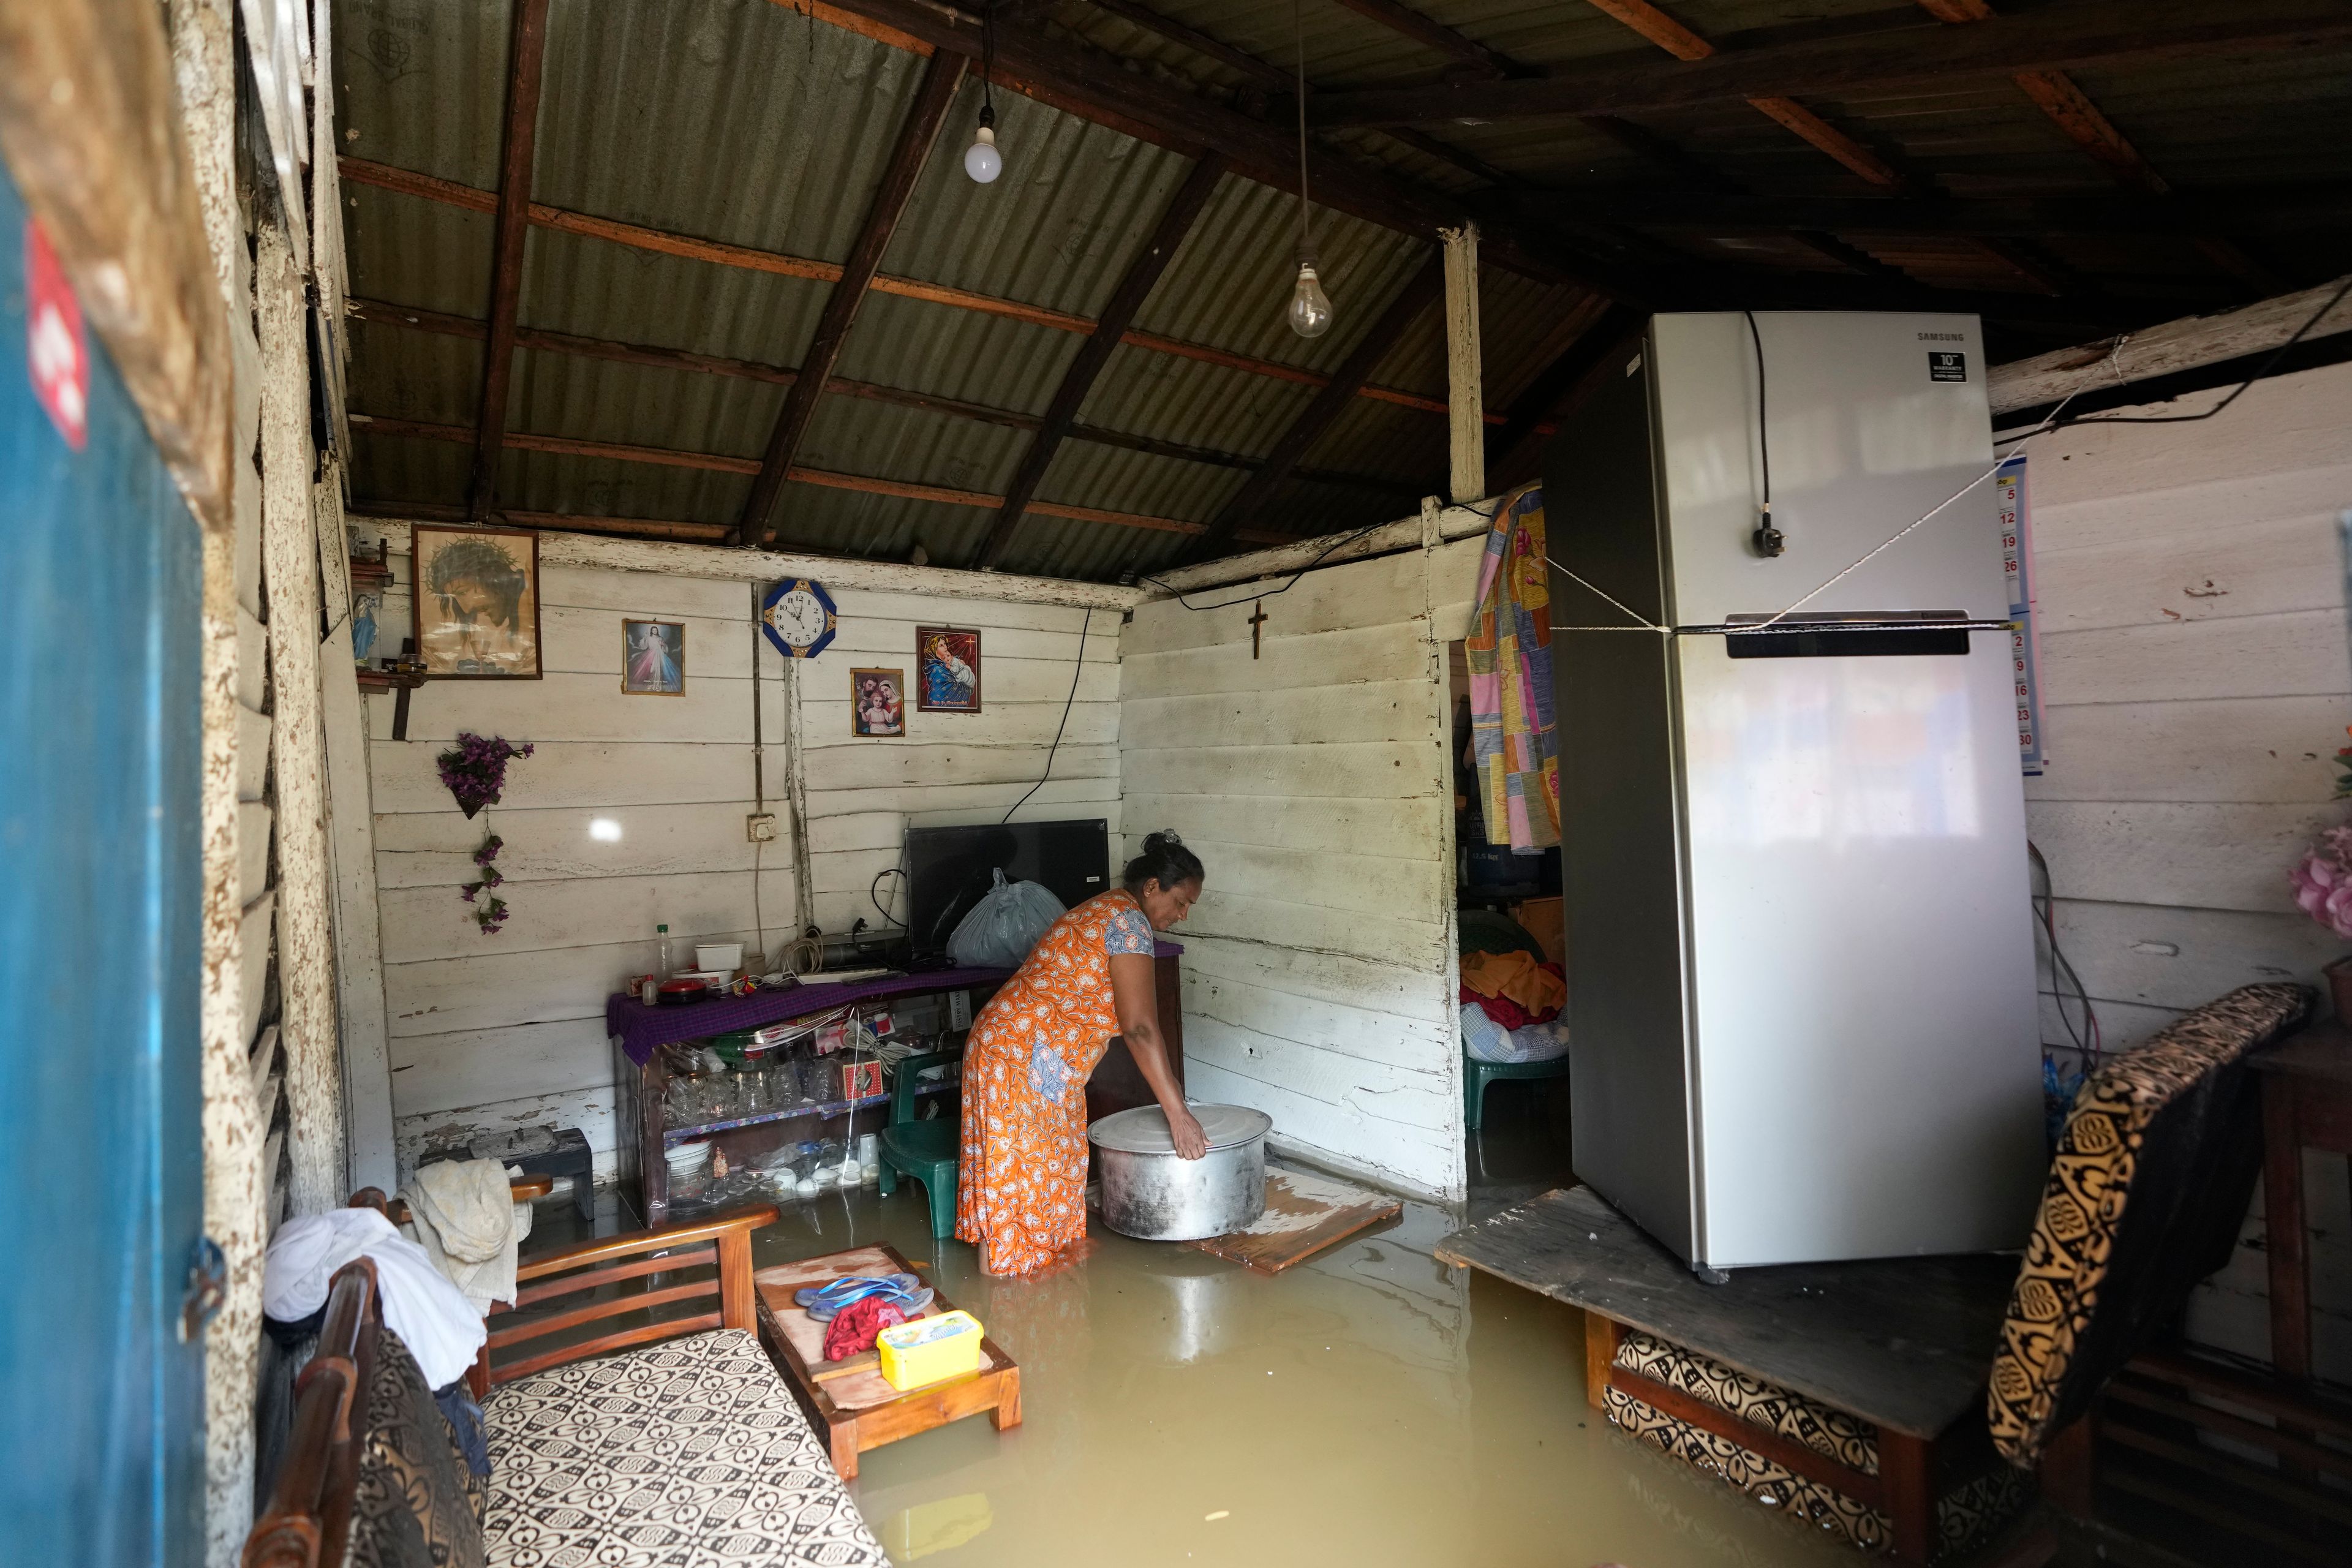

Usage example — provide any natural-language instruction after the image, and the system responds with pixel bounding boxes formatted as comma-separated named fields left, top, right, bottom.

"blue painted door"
left=0, top=169, right=207, bottom=1561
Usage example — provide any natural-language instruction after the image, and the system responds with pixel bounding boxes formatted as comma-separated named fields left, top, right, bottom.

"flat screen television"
left=903, top=818, right=1112, bottom=960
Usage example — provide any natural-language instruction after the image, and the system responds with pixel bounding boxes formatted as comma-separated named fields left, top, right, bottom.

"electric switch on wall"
left=746, top=813, right=778, bottom=843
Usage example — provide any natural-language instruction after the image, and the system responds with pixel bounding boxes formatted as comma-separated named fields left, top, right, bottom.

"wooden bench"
left=244, top=1201, right=889, bottom=1568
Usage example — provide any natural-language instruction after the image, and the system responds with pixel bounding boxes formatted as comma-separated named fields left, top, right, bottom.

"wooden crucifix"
left=1248, top=600, right=1268, bottom=658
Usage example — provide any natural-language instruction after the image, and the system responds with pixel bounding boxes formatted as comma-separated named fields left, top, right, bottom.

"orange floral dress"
left=955, top=889, right=1158, bottom=1275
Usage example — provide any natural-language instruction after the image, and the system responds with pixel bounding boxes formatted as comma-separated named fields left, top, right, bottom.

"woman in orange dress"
left=956, top=832, right=1208, bottom=1276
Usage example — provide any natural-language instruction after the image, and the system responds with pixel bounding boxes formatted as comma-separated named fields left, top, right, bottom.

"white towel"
left=262, top=1208, right=488, bottom=1390
left=401, top=1158, right=534, bottom=1314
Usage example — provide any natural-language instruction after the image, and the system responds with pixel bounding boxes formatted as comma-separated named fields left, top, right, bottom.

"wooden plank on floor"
left=1183, top=1166, right=1401, bottom=1274
left=1434, top=1185, right=2016, bottom=1439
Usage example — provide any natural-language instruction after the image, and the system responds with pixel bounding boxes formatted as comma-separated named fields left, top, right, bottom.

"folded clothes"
left=824, top=1297, right=908, bottom=1361
left=795, top=1272, right=933, bottom=1323
left=1460, top=949, right=1565, bottom=1022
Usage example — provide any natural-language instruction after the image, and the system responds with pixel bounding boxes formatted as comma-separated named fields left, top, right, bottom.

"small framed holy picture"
left=851, top=668, right=905, bottom=736
left=915, top=627, right=982, bottom=712
left=620, top=619, right=685, bottom=695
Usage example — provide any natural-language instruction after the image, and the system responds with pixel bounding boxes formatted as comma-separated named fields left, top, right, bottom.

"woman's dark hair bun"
left=1123, top=829, right=1204, bottom=893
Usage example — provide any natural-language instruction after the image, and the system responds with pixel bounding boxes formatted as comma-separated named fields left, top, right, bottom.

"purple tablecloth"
left=606, top=938, right=1183, bottom=1064
left=607, top=967, right=1014, bottom=1064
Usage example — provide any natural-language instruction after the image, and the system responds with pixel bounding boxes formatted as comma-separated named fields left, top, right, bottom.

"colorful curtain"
left=1466, top=484, right=1559, bottom=853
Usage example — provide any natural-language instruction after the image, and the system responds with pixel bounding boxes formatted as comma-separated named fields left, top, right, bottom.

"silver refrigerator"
left=1546, top=311, right=2045, bottom=1271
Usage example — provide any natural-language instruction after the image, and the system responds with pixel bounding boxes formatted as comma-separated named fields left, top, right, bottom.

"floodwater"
left=722, top=1087, right=1863, bottom=1568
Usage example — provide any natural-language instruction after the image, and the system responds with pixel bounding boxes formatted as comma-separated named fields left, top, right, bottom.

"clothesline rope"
left=1538, top=343, right=2121, bottom=638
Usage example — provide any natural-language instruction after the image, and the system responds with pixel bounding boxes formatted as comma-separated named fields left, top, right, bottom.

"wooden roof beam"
left=1331, top=0, right=1518, bottom=78
left=469, top=0, right=552, bottom=514
left=339, top=155, right=1498, bottom=423
left=805, top=0, right=1594, bottom=287
left=1305, top=1, right=2352, bottom=127
left=1913, top=0, right=2286, bottom=293
left=741, top=49, right=968, bottom=546
left=1195, top=250, right=1447, bottom=554
left=1485, top=303, right=1646, bottom=494
left=353, top=413, right=1294, bottom=542
left=977, top=153, right=1227, bottom=571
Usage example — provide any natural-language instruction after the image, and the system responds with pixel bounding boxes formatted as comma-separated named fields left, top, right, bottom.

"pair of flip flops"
left=794, top=1272, right=933, bottom=1322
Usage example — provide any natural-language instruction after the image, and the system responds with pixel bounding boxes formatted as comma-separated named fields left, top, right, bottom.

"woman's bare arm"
left=1107, top=952, right=1208, bottom=1158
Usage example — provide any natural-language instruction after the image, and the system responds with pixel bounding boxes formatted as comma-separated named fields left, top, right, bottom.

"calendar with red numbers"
left=1996, top=454, right=2045, bottom=775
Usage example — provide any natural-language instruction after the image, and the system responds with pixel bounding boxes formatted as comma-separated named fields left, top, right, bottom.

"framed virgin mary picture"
left=915, top=627, right=981, bottom=712
left=412, top=524, right=543, bottom=679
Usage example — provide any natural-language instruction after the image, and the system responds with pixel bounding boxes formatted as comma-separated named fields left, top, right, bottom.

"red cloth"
left=1460, top=960, right=1564, bottom=1028
left=823, top=1297, right=906, bottom=1361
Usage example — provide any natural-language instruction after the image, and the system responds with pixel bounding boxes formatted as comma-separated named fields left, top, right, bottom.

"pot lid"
left=1087, top=1102, right=1271, bottom=1155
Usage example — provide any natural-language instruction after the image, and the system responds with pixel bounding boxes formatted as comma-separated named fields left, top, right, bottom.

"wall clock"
left=761, top=578, right=839, bottom=660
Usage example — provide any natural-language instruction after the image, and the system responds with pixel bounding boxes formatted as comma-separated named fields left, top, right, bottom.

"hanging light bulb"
left=965, top=6, right=1002, bottom=184
left=1287, top=262, right=1333, bottom=338
left=964, top=105, right=1001, bottom=184
left=1280, top=0, right=1334, bottom=339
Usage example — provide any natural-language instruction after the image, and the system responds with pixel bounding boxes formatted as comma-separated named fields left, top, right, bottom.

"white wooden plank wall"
left=1123, top=538, right=1485, bottom=1200
left=364, top=549, right=1120, bottom=1184
left=2016, top=361, right=2352, bottom=1380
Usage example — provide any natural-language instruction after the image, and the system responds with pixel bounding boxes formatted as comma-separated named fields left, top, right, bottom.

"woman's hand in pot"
left=1167, top=1103, right=1209, bottom=1160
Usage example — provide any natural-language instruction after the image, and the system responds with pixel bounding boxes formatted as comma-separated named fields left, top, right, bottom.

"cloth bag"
left=948, top=869, right=1065, bottom=968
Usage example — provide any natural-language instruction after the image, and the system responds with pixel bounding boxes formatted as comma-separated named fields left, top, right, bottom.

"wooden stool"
left=755, top=1242, right=1019, bottom=1480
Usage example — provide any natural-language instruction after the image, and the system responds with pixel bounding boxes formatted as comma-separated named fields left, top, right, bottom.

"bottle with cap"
left=656, top=922, right=674, bottom=977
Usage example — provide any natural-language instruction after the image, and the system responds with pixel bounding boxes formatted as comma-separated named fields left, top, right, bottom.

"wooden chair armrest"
left=350, top=1175, right=556, bottom=1229
left=513, top=1202, right=778, bottom=1283
left=244, top=1261, right=379, bottom=1568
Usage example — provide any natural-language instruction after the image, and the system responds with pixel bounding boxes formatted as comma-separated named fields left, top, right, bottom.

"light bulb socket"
left=977, top=102, right=995, bottom=131
left=973, top=125, right=995, bottom=146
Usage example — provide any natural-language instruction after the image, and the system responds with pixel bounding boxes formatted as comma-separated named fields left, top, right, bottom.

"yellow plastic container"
left=876, top=1310, right=985, bottom=1390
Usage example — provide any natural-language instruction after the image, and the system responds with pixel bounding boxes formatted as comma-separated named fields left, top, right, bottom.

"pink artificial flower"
left=2291, top=843, right=2352, bottom=940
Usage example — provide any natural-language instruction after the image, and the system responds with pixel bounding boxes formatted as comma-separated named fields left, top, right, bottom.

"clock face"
left=760, top=579, right=838, bottom=660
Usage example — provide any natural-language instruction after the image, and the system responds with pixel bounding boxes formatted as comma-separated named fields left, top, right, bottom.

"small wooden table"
left=2252, top=1020, right=2352, bottom=1385
left=754, top=1243, right=1020, bottom=1480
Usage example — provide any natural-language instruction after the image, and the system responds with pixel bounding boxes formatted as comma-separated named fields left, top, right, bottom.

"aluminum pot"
left=1090, top=1104, right=1271, bottom=1241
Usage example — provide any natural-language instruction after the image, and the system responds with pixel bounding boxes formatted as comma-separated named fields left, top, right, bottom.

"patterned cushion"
left=1986, top=983, right=2309, bottom=1468
left=352, top=1327, right=486, bottom=1568
left=481, top=1329, right=888, bottom=1567
left=1615, top=1330, right=1877, bottom=1474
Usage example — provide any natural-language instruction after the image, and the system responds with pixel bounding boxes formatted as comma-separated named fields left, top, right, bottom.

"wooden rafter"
left=339, top=156, right=1494, bottom=423
left=1306, top=1, right=2352, bottom=127
left=1485, top=304, right=1646, bottom=493
left=977, top=154, right=1227, bottom=571
left=740, top=50, right=968, bottom=545
left=352, top=296, right=1428, bottom=497
left=1196, top=251, right=1446, bottom=554
left=1577, top=0, right=2072, bottom=295
left=469, top=0, right=553, bottom=514
left=1332, top=0, right=1517, bottom=77
left=802, top=0, right=1588, bottom=286
left=1913, top=0, right=2284, bottom=292
left=352, top=413, right=1298, bottom=542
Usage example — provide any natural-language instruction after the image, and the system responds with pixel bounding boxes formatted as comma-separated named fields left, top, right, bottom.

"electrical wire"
left=2046, top=273, right=2352, bottom=430
left=1137, top=516, right=1398, bottom=613
left=1001, top=608, right=1091, bottom=823
left=1744, top=309, right=1771, bottom=518
left=870, top=865, right=905, bottom=930
left=1294, top=0, right=1313, bottom=267
left=2029, top=842, right=2101, bottom=1068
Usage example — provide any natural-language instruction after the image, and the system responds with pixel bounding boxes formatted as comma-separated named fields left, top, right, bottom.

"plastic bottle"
left=656, top=922, right=673, bottom=976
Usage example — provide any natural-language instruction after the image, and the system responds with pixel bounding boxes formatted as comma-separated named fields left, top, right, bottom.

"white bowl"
left=665, top=1142, right=712, bottom=1169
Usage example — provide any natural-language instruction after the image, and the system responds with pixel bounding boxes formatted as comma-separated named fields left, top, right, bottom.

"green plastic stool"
left=1463, top=1052, right=1572, bottom=1131
left=876, top=1049, right=961, bottom=1238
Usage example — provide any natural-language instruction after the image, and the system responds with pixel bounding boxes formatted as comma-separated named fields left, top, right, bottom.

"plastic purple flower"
left=437, top=734, right=534, bottom=818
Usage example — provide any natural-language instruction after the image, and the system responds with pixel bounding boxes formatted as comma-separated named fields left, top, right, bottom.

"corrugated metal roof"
left=331, top=0, right=2352, bottom=580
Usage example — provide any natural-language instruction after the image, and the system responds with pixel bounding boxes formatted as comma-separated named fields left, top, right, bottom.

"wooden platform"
left=1182, top=1166, right=1401, bottom=1275
left=1435, top=1185, right=2017, bottom=1440
left=754, top=1242, right=1020, bottom=1479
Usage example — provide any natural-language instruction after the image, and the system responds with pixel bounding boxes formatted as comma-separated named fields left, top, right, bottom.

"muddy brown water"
left=695, top=1096, right=1862, bottom=1568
